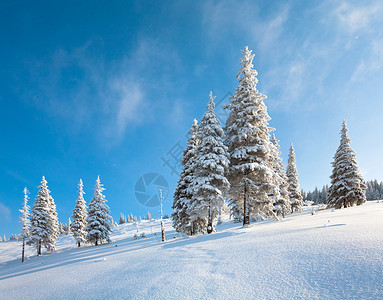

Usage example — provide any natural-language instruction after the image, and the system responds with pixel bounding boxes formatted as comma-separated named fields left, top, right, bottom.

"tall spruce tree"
left=286, top=144, right=303, bottom=212
left=188, top=92, right=230, bottom=234
left=225, top=46, right=279, bottom=225
left=30, top=176, right=58, bottom=254
left=86, top=176, right=112, bottom=245
left=327, top=120, right=366, bottom=208
left=71, top=179, right=88, bottom=247
left=20, top=187, right=30, bottom=262
left=271, top=134, right=291, bottom=217
left=172, top=119, right=200, bottom=235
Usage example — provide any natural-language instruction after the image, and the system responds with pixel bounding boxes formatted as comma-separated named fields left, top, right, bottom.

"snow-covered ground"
left=1, top=201, right=382, bottom=299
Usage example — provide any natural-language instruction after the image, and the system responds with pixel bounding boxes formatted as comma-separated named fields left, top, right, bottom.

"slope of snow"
left=0, top=202, right=382, bottom=299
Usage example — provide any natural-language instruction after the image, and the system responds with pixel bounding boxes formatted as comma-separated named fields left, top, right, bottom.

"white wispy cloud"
left=111, top=79, right=145, bottom=137
left=0, top=202, right=11, bottom=222
left=201, top=0, right=383, bottom=113
left=334, top=1, right=383, bottom=34
left=202, top=1, right=289, bottom=55
left=21, top=36, right=185, bottom=144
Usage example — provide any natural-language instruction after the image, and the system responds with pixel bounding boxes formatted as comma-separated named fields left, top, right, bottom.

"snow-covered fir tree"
left=20, top=187, right=30, bottom=240
left=224, top=46, right=279, bottom=225
left=188, top=92, right=230, bottom=234
left=286, top=144, right=303, bottom=212
left=271, top=134, right=291, bottom=217
left=20, top=187, right=30, bottom=262
left=86, top=176, right=112, bottom=246
left=327, top=120, right=366, bottom=209
left=71, top=179, right=88, bottom=247
left=172, top=119, right=200, bottom=235
left=119, top=213, right=126, bottom=224
left=3, top=235, right=5, bottom=242
left=29, top=176, right=58, bottom=254
left=67, top=218, right=72, bottom=234
left=147, top=212, right=151, bottom=220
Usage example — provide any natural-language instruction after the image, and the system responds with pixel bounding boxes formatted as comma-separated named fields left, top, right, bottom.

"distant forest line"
left=302, top=179, right=383, bottom=204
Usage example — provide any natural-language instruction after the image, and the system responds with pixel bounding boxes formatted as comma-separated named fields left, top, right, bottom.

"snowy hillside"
left=1, top=201, right=383, bottom=299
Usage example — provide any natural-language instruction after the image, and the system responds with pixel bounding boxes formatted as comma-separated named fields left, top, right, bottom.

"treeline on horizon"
left=302, top=179, right=383, bottom=204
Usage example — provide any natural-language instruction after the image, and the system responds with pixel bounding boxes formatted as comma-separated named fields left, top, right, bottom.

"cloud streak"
left=20, top=36, right=185, bottom=144
left=334, top=1, right=383, bottom=34
left=0, top=202, right=11, bottom=222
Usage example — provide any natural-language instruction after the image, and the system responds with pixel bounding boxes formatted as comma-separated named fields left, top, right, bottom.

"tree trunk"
left=95, top=240, right=98, bottom=246
left=77, top=241, right=81, bottom=247
left=37, top=239, right=41, bottom=256
left=191, top=221, right=196, bottom=236
left=207, top=206, right=213, bottom=234
left=243, top=182, right=250, bottom=226
left=161, top=220, right=165, bottom=242
left=21, top=238, right=25, bottom=263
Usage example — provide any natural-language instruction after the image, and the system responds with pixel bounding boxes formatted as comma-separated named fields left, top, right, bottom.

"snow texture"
left=1, top=202, right=382, bottom=299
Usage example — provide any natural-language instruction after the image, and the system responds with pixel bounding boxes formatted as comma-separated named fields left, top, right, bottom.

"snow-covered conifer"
left=327, top=121, right=366, bottom=209
left=119, top=213, right=126, bottom=224
left=30, top=176, right=58, bottom=254
left=147, top=212, right=151, bottom=221
left=271, top=135, right=291, bottom=217
left=286, top=144, right=303, bottom=212
left=225, top=46, right=279, bottom=225
left=20, top=187, right=30, bottom=240
left=67, top=218, right=72, bottom=235
left=71, top=179, right=88, bottom=247
left=3, top=235, right=6, bottom=241
left=189, top=92, right=230, bottom=234
left=20, top=187, right=30, bottom=262
left=86, top=176, right=112, bottom=246
left=172, top=118, right=200, bottom=235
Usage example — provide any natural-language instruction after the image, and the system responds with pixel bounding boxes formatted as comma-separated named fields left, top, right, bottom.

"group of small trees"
left=172, top=47, right=303, bottom=235
left=19, top=176, right=112, bottom=260
left=172, top=46, right=369, bottom=235
left=365, top=180, right=383, bottom=200
left=302, top=186, right=329, bottom=204
left=118, top=211, right=151, bottom=225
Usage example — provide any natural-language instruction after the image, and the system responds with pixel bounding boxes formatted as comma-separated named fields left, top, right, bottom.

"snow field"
left=1, top=202, right=382, bottom=299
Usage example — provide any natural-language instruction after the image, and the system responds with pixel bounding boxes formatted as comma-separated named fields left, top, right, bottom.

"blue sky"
left=1, top=0, right=382, bottom=238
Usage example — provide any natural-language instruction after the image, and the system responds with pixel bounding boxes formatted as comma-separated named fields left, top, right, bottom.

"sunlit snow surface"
left=1, top=201, right=382, bottom=299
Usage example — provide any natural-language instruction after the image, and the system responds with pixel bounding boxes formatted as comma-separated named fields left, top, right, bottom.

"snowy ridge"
left=1, top=202, right=383, bottom=299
